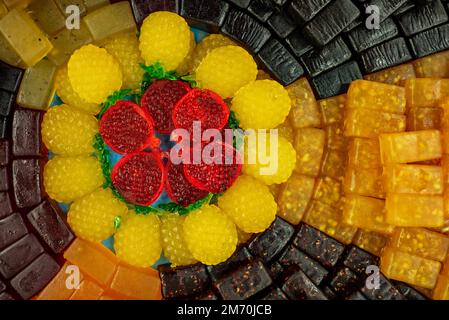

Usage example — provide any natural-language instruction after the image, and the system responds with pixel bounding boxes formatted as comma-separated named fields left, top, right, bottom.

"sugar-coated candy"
left=343, top=246, right=379, bottom=275
left=320, top=149, right=346, bottom=181
left=329, top=267, right=360, bottom=295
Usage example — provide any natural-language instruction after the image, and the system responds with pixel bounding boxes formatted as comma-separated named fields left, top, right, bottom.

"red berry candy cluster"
left=99, top=80, right=242, bottom=207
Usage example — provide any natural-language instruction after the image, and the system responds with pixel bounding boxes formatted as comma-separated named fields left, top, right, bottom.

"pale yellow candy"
left=28, top=0, right=66, bottom=36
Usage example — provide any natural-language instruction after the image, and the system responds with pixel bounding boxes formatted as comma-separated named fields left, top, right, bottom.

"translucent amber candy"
left=28, top=0, right=66, bottom=36
left=440, top=98, right=449, bottom=154
left=319, top=94, right=346, bottom=127
left=342, top=194, right=394, bottom=234
left=344, top=166, right=384, bottom=199
left=0, top=2, right=7, bottom=18
left=385, top=193, right=444, bottom=227
left=344, top=108, right=406, bottom=139
left=347, top=138, right=381, bottom=169
left=321, top=149, right=346, bottom=181
left=407, top=107, right=443, bottom=131
left=293, top=128, right=325, bottom=177
left=83, top=2, right=136, bottom=44
left=352, top=230, right=389, bottom=256
left=347, top=80, right=406, bottom=114
left=0, top=9, right=53, bottom=67
left=37, top=263, right=85, bottom=300
left=389, top=228, right=449, bottom=262
left=70, top=279, right=104, bottom=300
left=325, top=124, right=347, bottom=151
left=405, top=79, right=449, bottom=109
left=287, top=78, right=321, bottom=129
left=304, top=201, right=358, bottom=245
left=313, top=176, right=343, bottom=209
left=83, top=0, right=111, bottom=12
left=2, top=0, right=31, bottom=9
left=381, top=247, right=441, bottom=289
left=433, top=276, right=449, bottom=300
left=379, top=130, right=442, bottom=164
left=278, top=173, right=316, bottom=225
left=276, top=117, right=295, bottom=142
left=414, top=51, right=449, bottom=78
left=56, top=0, right=87, bottom=16
left=17, top=59, right=57, bottom=111
left=364, top=63, right=416, bottom=86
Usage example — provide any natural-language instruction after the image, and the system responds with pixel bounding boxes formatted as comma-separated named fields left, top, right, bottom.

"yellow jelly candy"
left=407, top=107, right=442, bottom=131
left=287, top=78, right=321, bottom=129
left=344, top=166, right=384, bottom=199
left=413, top=51, right=449, bottom=78
left=352, top=230, right=389, bottom=256
left=293, top=128, right=325, bottom=177
left=405, top=78, right=449, bottom=108
left=28, top=0, right=66, bottom=36
left=433, top=275, right=449, bottom=300
left=313, top=177, right=342, bottom=209
left=347, top=138, right=381, bottom=169
left=364, top=63, right=416, bottom=86
left=319, top=94, right=346, bottom=127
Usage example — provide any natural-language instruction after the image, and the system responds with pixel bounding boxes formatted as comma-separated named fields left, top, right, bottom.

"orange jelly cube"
left=304, top=201, right=358, bottom=244
left=413, top=51, right=449, bottom=78
left=407, top=107, right=443, bottom=131
left=108, top=263, right=162, bottom=300
left=379, top=130, right=442, bottom=164
left=344, top=166, right=384, bottom=199
left=433, top=275, right=449, bottom=300
left=287, top=78, right=321, bottom=129
left=405, top=78, right=449, bottom=108
left=36, top=263, right=85, bottom=300
left=347, top=138, right=381, bottom=169
left=276, top=118, right=295, bottom=143
left=364, top=63, right=416, bottom=86
left=385, top=193, right=444, bottom=227
left=352, top=230, right=389, bottom=256
left=278, top=173, right=316, bottom=225
left=342, top=194, right=394, bottom=234
left=381, top=247, right=441, bottom=289
left=293, top=128, right=325, bottom=176
left=321, top=149, right=346, bottom=181
left=382, top=164, right=443, bottom=195
left=344, top=108, right=406, bottom=139
left=313, top=177, right=342, bottom=209
left=64, top=238, right=118, bottom=286
left=69, top=279, right=104, bottom=300
left=347, top=80, right=406, bottom=114
left=440, top=98, right=449, bottom=154
left=325, top=124, right=347, bottom=151
left=319, top=94, right=346, bottom=127
left=389, top=228, right=449, bottom=262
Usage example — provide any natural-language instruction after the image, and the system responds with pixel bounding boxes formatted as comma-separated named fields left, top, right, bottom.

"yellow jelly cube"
left=405, top=78, right=446, bottom=109
left=17, top=59, right=58, bottom=111
left=293, top=128, right=325, bottom=177
left=56, top=0, right=87, bottom=17
left=379, top=130, right=442, bottom=164
left=342, top=195, right=394, bottom=234
left=28, top=0, right=66, bottom=36
left=319, top=94, right=346, bottom=126
left=325, top=124, right=347, bottom=151
left=0, top=2, right=7, bottom=18
left=304, top=201, right=358, bottom=244
left=0, top=30, right=22, bottom=67
left=347, top=138, right=381, bottom=169
left=433, top=275, right=449, bottom=300
left=3, top=0, right=31, bottom=9
left=383, top=164, right=443, bottom=195
left=347, top=80, right=406, bottom=115
left=278, top=173, right=316, bottom=225
left=364, top=63, right=416, bottom=86
left=344, top=108, right=406, bottom=139
left=407, top=107, right=442, bottom=131
left=385, top=193, right=444, bottom=227
left=48, top=22, right=93, bottom=66
left=276, top=118, right=295, bottom=143
left=84, top=0, right=110, bottom=11
left=83, top=2, right=136, bottom=44
left=287, top=78, right=321, bottom=129
left=381, top=247, right=441, bottom=289
left=352, top=230, right=389, bottom=256
left=321, top=149, right=346, bottom=181
left=313, top=177, right=342, bottom=209
left=344, top=166, right=384, bottom=199
left=389, top=228, right=449, bottom=262
left=0, top=9, right=53, bottom=67
left=414, top=51, right=449, bottom=78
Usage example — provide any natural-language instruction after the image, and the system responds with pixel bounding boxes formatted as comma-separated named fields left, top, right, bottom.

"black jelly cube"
left=361, top=37, right=412, bottom=73
left=293, top=224, right=345, bottom=268
left=0, top=90, right=14, bottom=117
left=227, top=0, right=251, bottom=9
left=329, top=267, right=360, bottom=296
left=397, top=0, right=448, bottom=36
left=0, top=279, right=5, bottom=293
left=159, top=264, right=211, bottom=299
left=0, top=61, right=23, bottom=93
left=287, top=0, right=332, bottom=25
left=0, top=234, right=44, bottom=279
left=0, top=117, right=7, bottom=139
left=343, top=246, right=379, bottom=275
left=303, top=0, right=360, bottom=46
left=322, top=286, right=337, bottom=300
left=247, top=0, right=276, bottom=22
left=347, top=18, right=399, bottom=53
left=10, top=253, right=60, bottom=300
left=180, top=0, right=229, bottom=32
left=310, top=60, right=362, bottom=99
left=285, top=29, right=314, bottom=58
left=261, top=287, right=289, bottom=300
left=278, top=245, right=328, bottom=285
left=361, top=273, right=405, bottom=300
left=207, top=246, right=252, bottom=281
left=0, top=166, right=8, bottom=191
left=394, top=282, right=427, bottom=300
left=365, top=0, right=408, bottom=22
left=345, top=291, right=367, bottom=300
left=0, top=140, right=10, bottom=166
left=300, top=37, right=352, bottom=77
left=193, top=290, right=219, bottom=300
left=221, top=8, right=271, bottom=53
left=12, top=108, right=44, bottom=157
left=130, top=0, right=179, bottom=24
left=266, top=261, right=284, bottom=281
left=409, top=24, right=449, bottom=57
left=257, top=38, right=304, bottom=86
left=27, top=199, right=74, bottom=255
left=281, top=268, right=328, bottom=300
left=248, top=217, right=295, bottom=263
left=0, top=213, right=28, bottom=251
left=267, top=10, right=297, bottom=38
left=0, top=192, right=13, bottom=219
left=12, top=159, right=43, bottom=209
left=393, top=0, right=415, bottom=16
left=215, top=259, right=272, bottom=300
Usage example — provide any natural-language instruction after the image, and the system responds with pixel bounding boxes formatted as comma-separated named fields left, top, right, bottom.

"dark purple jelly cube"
left=397, top=0, right=448, bottom=36
left=0, top=279, right=5, bottom=293
left=345, top=291, right=367, bottom=300
left=261, top=287, right=289, bottom=300
left=361, top=37, right=412, bottom=73
left=0, top=140, right=10, bottom=166
left=329, top=267, right=360, bottom=296
left=266, top=261, right=284, bottom=281
left=285, top=29, right=314, bottom=58
left=227, top=0, right=251, bottom=8
left=287, top=0, right=332, bottom=25
left=159, top=264, right=211, bottom=299
left=0, top=213, right=28, bottom=251
left=361, top=273, right=405, bottom=300
left=248, top=217, right=295, bottom=263
left=347, top=18, right=399, bottom=53
left=0, top=166, right=8, bottom=191
left=293, top=224, right=345, bottom=268
left=180, top=0, right=229, bottom=32
left=0, top=61, right=23, bottom=93
left=10, top=253, right=60, bottom=300
left=0, top=192, right=13, bottom=220
left=0, top=117, right=7, bottom=139
left=207, top=246, right=252, bottom=281
left=322, top=286, right=337, bottom=300
left=193, top=290, right=219, bottom=300
left=257, top=38, right=304, bottom=86
left=0, top=234, right=44, bottom=279
left=343, top=246, right=379, bottom=275
left=12, top=159, right=43, bottom=209
left=0, top=292, right=14, bottom=300
left=394, top=282, right=427, bottom=300
left=0, top=90, right=14, bottom=117
left=409, top=24, right=449, bottom=58
left=130, top=0, right=179, bottom=24
left=27, top=199, right=74, bottom=255
left=215, top=259, right=272, bottom=300
left=281, top=268, right=328, bottom=300
left=267, top=9, right=297, bottom=38
left=12, top=108, right=44, bottom=157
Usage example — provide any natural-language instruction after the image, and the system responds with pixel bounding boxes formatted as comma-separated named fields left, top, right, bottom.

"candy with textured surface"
left=344, top=166, right=384, bottom=199
left=0, top=193, right=13, bottom=219
left=12, top=159, right=43, bottom=208
left=382, top=164, right=443, bottom=194
left=313, top=177, right=342, bottom=209
left=285, top=29, right=313, bottom=58
left=180, top=0, right=229, bottom=33
left=247, top=0, right=275, bottom=22
left=12, top=108, right=44, bottom=157
left=207, top=247, right=252, bottom=282
left=130, top=0, right=179, bottom=25
left=360, top=38, right=412, bottom=73
left=159, top=264, right=210, bottom=299
left=397, top=0, right=448, bottom=36
left=0, top=213, right=27, bottom=251
left=0, top=61, right=23, bottom=92
left=360, top=273, right=405, bottom=300
left=287, top=78, right=321, bottom=129
left=348, top=18, right=398, bottom=53
left=28, top=0, right=65, bottom=36
left=281, top=268, right=327, bottom=300
left=267, top=9, right=296, bottom=38
left=320, top=149, right=346, bottom=181
left=293, top=128, right=325, bottom=176
left=161, top=214, right=196, bottom=267
left=287, top=0, right=331, bottom=25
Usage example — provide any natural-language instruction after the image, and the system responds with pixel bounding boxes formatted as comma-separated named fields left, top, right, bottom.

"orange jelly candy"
left=363, top=63, right=416, bottom=86
left=413, top=51, right=449, bottom=78
left=405, top=78, right=449, bottom=108
left=293, top=128, right=325, bottom=176
left=344, top=166, right=384, bottom=199
left=36, top=263, right=85, bottom=300
left=69, top=279, right=104, bottom=300
left=325, top=124, right=347, bottom=151
left=319, top=94, right=346, bottom=126
left=313, top=176, right=342, bottom=209
left=347, top=138, right=381, bottom=169
left=407, top=107, right=443, bottom=131
left=321, top=149, right=346, bottom=181
left=433, top=275, right=449, bottom=300
left=287, top=78, right=321, bottom=129
left=352, top=230, right=389, bottom=256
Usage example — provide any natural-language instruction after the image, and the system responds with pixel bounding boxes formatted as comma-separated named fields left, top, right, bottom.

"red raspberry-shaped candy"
left=99, top=100, right=156, bottom=154
left=141, top=80, right=191, bottom=134
left=111, top=152, right=165, bottom=206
